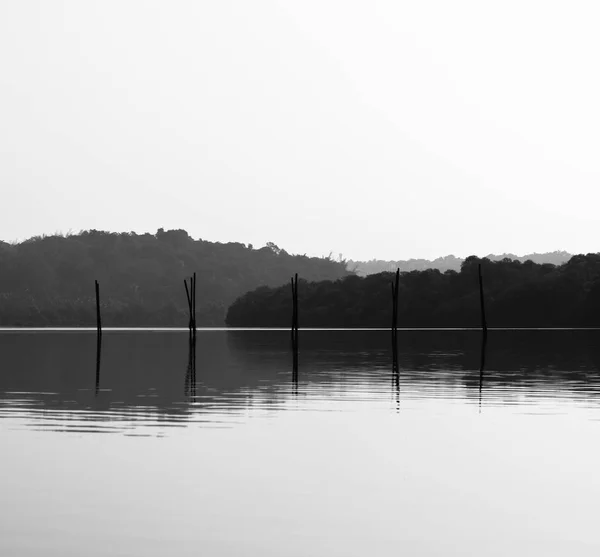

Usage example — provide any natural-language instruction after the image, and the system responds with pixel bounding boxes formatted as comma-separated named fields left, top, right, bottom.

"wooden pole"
left=390, top=282, right=395, bottom=331
left=184, top=279, right=192, bottom=331
left=478, top=263, right=488, bottom=334
left=291, top=274, right=299, bottom=340
left=294, top=273, right=298, bottom=334
left=95, top=280, right=102, bottom=336
left=192, top=271, right=197, bottom=337
left=291, top=274, right=299, bottom=380
left=395, top=268, right=399, bottom=329
left=391, top=268, right=399, bottom=334
left=291, top=277, right=296, bottom=340
left=391, top=269, right=399, bottom=380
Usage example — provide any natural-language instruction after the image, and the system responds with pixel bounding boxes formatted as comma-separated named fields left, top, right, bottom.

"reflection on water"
left=3, top=330, right=600, bottom=557
left=2, top=329, right=600, bottom=433
left=479, top=332, right=487, bottom=412
left=184, top=336, right=197, bottom=400
left=94, top=334, right=102, bottom=397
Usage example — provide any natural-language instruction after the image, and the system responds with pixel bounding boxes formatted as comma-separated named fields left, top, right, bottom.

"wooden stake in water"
left=478, top=264, right=488, bottom=335
left=291, top=274, right=299, bottom=380
left=95, top=280, right=102, bottom=336
left=193, top=271, right=197, bottom=337
left=291, top=274, right=299, bottom=341
left=184, top=273, right=198, bottom=336
left=291, top=277, right=296, bottom=340
left=391, top=268, right=399, bottom=335
left=391, top=269, right=400, bottom=386
left=184, top=278, right=192, bottom=332
left=294, top=273, right=298, bottom=335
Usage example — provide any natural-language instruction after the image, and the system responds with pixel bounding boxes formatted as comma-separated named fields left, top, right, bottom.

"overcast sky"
left=1, top=1, right=599, bottom=260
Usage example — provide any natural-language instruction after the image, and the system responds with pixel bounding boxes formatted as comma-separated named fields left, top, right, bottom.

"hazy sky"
left=1, top=1, right=599, bottom=260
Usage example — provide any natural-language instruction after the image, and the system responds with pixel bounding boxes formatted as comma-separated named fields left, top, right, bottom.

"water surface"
left=2, top=329, right=600, bottom=556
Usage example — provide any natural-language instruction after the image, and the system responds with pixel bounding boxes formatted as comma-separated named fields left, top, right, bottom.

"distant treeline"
left=226, top=254, right=600, bottom=328
left=348, top=251, right=572, bottom=276
left=0, top=230, right=349, bottom=327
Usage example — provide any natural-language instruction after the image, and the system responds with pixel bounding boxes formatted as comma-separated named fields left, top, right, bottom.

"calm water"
left=2, top=329, right=600, bottom=556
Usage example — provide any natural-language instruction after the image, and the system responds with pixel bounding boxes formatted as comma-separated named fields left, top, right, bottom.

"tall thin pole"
left=391, top=269, right=399, bottom=383
left=390, top=283, right=396, bottom=331
left=294, top=273, right=298, bottom=334
left=291, top=274, right=299, bottom=340
left=291, top=274, right=299, bottom=380
left=478, top=263, right=488, bottom=334
left=184, top=279, right=192, bottom=332
left=393, top=268, right=399, bottom=333
left=192, top=271, right=197, bottom=337
left=95, top=280, right=102, bottom=336
left=291, top=277, right=296, bottom=340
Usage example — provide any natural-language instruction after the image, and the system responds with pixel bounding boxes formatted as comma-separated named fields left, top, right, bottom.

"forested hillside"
left=226, top=254, right=600, bottom=328
left=348, top=251, right=572, bottom=276
left=0, top=230, right=349, bottom=326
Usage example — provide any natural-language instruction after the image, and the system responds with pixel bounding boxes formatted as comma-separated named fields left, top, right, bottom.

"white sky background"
left=1, top=0, right=599, bottom=260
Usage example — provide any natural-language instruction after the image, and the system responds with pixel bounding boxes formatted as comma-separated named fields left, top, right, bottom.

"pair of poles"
left=184, top=272, right=197, bottom=338
left=391, top=264, right=488, bottom=334
left=95, top=276, right=199, bottom=335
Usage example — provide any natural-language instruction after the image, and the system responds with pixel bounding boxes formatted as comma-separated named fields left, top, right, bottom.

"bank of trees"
left=348, top=251, right=572, bottom=276
left=226, top=254, right=600, bottom=328
left=0, top=230, right=349, bottom=326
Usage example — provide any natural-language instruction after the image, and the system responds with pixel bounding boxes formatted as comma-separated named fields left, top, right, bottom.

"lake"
left=1, top=329, right=600, bottom=556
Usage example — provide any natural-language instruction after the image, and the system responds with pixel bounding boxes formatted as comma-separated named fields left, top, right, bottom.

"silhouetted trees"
left=348, top=251, right=572, bottom=276
left=0, top=230, right=349, bottom=326
left=226, top=254, right=600, bottom=328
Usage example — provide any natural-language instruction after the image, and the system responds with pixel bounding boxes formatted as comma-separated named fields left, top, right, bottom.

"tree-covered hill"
left=226, top=254, right=600, bottom=328
left=0, top=230, right=350, bottom=326
left=348, top=251, right=572, bottom=276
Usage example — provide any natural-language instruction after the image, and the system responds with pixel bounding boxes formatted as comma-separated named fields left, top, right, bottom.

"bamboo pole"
left=183, top=274, right=198, bottom=335
left=291, top=274, right=299, bottom=340
left=291, top=274, right=299, bottom=380
left=184, top=279, right=192, bottom=331
left=395, top=268, right=399, bottom=328
left=478, top=263, right=488, bottom=334
left=391, top=269, right=399, bottom=382
left=192, top=271, right=197, bottom=337
left=390, top=283, right=395, bottom=332
left=291, top=277, right=296, bottom=340
left=294, top=273, right=298, bottom=334
left=391, top=268, right=399, bottom=334
left=95, top=280, right=102, bottom=336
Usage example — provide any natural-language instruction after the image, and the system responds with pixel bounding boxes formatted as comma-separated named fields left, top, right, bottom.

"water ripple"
left=2, top=329, right=600, bottom=433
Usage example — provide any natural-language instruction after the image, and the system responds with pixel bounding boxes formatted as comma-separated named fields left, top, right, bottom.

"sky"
left=1, top=0, right=599, bottom=261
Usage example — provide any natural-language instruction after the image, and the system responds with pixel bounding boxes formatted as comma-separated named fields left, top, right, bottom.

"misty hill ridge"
left=348, top=251, right=572, bottom=276
left=0, top=229, right=349, bottom=326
